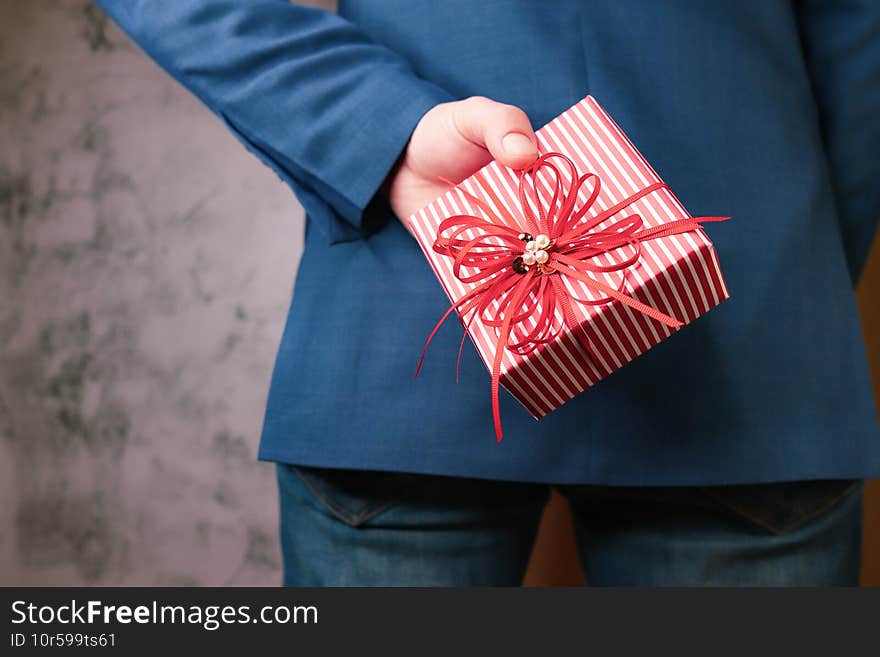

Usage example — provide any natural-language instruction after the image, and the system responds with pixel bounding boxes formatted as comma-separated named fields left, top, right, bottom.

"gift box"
left=409, top=95, right=729, bottom=442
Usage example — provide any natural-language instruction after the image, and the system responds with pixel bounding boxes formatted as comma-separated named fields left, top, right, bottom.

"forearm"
left=95, top=0, right=453, bottom=238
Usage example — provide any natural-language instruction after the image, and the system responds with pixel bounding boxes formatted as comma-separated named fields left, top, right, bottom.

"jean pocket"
left=699, top=478, right=862, bottom=535
left=288, top=464, right=429, bottom=527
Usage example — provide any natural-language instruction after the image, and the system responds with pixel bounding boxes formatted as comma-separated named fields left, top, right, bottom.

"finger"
left=452, top=96, right=538, bottom=169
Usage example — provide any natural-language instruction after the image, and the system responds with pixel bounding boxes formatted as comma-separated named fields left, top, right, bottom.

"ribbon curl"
left=415, top=152, right=727, bottom=442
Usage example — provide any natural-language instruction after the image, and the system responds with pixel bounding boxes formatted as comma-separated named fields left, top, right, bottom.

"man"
left=96, top=0, right=880, bottom=585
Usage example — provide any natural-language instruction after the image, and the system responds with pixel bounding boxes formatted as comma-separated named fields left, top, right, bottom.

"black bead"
left=512, top=256, right=529, bottom=274
left=518, top=232, right=533, bottom=242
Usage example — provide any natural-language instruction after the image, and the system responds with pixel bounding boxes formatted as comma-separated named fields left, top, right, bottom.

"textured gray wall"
left=0, top=1, right=307, bottom=585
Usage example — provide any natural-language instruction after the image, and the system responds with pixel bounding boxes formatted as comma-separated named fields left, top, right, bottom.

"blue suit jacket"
left=97, top=0, right=880, bottom=484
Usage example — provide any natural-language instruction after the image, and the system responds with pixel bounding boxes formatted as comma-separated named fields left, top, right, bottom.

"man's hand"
left=385, top=96, right=538, bottom=229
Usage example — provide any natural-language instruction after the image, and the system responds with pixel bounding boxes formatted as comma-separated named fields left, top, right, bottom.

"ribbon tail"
left=455, top=310, right=480, bottom=384
left=551, top=276, right=597, bottom=364
left=490, top=276, right=533, bottom=442
left=557, top=263, right=684, bottom=328
left=490, top=340, right=505, bottom=443
left=414, top=286, right=486, bottom=379
left=586, top=181, right=667, bottom=228
left=636, top=216, right=731, bottom=242
left=456, top=329, right=467, bottom=384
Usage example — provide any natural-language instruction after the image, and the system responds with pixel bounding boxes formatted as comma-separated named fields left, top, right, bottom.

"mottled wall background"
left=0, top=0, right=304, bottom=585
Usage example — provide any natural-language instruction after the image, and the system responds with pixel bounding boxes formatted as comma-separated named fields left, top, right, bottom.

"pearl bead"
left=535, top=233, right=550, bottom=249
left=525, top=240, right=538, bottom=252
left=535, top=249, right=549, bottom=264
left=518, top=232, right=533, bottom=242
left=521, top=251, right=537, bottom=266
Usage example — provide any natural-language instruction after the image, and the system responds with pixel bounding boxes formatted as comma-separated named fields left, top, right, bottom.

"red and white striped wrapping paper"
left=407, top=95, right=729, bottom=420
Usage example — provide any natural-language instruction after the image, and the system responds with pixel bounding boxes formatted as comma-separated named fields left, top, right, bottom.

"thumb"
left=452, top=96, right=538, bottom=169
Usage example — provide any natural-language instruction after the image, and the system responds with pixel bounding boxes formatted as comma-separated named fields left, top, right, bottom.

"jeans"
left=276, top=464, right=863, bottom=586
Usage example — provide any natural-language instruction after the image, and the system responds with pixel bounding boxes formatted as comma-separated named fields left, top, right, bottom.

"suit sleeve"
left=795, top=0, right=880, bottom=284
left=95, top=0, right=454, bottom=242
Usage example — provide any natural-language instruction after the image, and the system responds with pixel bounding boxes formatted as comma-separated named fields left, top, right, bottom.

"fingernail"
left=502, top=132, right=537, bottom=159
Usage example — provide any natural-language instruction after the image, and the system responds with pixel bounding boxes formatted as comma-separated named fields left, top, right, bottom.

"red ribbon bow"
left=415, top=152, right=727, bottom=442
